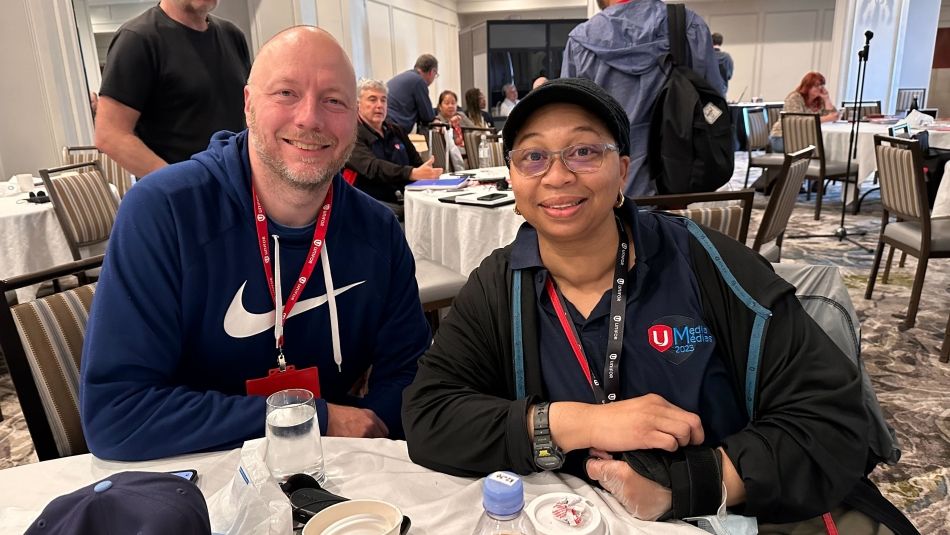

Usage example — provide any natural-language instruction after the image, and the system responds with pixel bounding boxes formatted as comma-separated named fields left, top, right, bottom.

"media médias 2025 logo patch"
left=647, top=315, right=714, bottom=365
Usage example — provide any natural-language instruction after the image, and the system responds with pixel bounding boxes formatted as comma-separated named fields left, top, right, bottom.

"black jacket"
left=403, top=208, right=876, bottom=523
left=345, top=119, right=421, bottom=203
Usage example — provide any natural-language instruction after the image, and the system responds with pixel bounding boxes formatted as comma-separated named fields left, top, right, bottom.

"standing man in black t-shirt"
left=95, top=0, right=251, bottom=178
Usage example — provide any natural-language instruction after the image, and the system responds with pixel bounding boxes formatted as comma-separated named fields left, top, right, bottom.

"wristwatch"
left=532, top=402, right=565, bottom=470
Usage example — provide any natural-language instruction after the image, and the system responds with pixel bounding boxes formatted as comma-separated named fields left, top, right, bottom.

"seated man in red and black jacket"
left=344, top=79, right=443, bottom=219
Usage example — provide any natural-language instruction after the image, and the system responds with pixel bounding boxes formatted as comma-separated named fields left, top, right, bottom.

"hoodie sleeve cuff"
left=316, top=398, right=329, bottom=436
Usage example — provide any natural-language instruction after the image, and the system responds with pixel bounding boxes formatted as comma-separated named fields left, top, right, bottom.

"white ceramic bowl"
left=302, top=499, right=403, bottom=535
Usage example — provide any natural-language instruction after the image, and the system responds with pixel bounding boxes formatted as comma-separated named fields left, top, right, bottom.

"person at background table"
left=499, top=83, right=520, bottom=117
left=403, top=78, right=913, bottom=532
left=95, top=0, right=251, bottom=178
left=386, top=54, right=439, bottom=133
left=769, top=71, right=840, bottom=153
left=345, top=79, right=444, bottom=220
left=435, top=90, right=472, bottom=171
left=712, top=32, right=734, bottom=94
left=561, top=0, right=725, bottom=197
left=81, top=27, right=431, bottom=461
left=464, top=88, right=494, bottom=129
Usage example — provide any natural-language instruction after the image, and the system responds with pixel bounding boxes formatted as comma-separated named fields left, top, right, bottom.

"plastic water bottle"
left=478, top=135, right=492, bottom=169
left=472, top=471, right=537, bottom=535
left=909, top=96, right=919, bottom=112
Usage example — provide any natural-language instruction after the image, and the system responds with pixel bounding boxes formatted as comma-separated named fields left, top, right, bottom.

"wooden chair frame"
left=632, top=189, right=755, bottom=243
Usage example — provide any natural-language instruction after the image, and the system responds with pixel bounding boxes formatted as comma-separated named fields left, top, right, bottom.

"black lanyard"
left=544, top=216, right=629, bottom=404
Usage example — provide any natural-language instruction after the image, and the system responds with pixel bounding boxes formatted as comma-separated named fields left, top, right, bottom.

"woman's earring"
left=615, top=191, right=625, bottom=209
left=513, top=205, right=522, bottom=216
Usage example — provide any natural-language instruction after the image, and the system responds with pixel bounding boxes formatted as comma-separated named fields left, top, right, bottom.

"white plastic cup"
left=264, top=388, right=325, bottom=483
left=302, top=500, right=403, bottom=535
left=15, top=174, right=34, bottom=193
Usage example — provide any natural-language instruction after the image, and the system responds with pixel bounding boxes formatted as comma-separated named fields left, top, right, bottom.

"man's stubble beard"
left=248, top=106, right=356, bottom=192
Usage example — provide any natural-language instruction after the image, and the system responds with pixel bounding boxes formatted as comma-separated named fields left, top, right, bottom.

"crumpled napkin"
left=905, top=110, right=935, bottom=129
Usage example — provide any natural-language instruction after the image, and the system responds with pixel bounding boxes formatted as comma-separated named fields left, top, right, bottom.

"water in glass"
left=265, top=388, right=325, bottom=483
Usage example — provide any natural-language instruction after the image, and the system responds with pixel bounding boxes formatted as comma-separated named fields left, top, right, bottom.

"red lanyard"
left=251, top=183, right=333, bottom=349
left=544, top=217, right=629, bottom=404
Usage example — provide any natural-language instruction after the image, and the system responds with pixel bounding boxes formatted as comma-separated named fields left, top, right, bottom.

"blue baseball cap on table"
left=25, top=471, right=210, bottom=535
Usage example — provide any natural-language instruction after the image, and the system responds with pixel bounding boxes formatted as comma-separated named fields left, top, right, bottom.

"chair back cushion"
left=895, top=89, right=925, bottom=113
left=428, top=128, right=449, bottom=170
left=781, top=114, right=821, bottom=158
left=489, top=137, right=505, bottom=167
left=743, top=108, right=769, bottom=150
left=841, top=103, right=881, bottom=121
left=49, top=170, right=119, bottom=247
left=11, top=284, right=95, bottom=457
left=62, top=146, right=134, bottom=199
left=668, top=205, right=745, bottom=241
left=875, top=144, right=923, bottom=220
left=757, top=151, right=811, bottom=246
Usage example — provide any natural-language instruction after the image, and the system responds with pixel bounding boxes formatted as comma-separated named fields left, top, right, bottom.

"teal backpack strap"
left=683, top=219, right=772, bottom=419
left=512, top=269, right=526, bottom=400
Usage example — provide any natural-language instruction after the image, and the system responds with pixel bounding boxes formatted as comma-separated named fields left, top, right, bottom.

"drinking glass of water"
left=265, top=388, right=325, bottom=483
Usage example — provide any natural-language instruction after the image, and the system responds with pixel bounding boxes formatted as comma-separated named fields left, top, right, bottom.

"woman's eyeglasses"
left=507, top=143, right=618, bottom=177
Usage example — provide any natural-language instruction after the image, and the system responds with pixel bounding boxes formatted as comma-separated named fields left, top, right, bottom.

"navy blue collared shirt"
left=509, top=204, right=746, bottom=446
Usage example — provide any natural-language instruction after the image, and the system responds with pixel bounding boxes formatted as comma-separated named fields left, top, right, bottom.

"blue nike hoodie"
left=80, top=130, right=431, bottom=461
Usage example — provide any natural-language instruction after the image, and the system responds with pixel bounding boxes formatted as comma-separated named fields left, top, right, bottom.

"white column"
left=0, top=0, right=92, bottom=179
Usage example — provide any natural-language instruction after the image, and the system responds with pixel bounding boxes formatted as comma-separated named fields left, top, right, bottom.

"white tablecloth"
left=934, top=160, right=950, bottom=219
left=820, top=123, right=950, bottom=205
left=0, top=191, right=77, bottom=303
left=0, top=437, right=706, bottom=534
left=405, top=186, right=525, bottom=277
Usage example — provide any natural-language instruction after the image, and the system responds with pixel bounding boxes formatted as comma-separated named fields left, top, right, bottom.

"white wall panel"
left=706, top=13, right=759, bottom=102
left=392, top=9, right=436, bottom=101
left=367, top=1, right=395, bottom=81
left=760, top=11, right=820, bottom=101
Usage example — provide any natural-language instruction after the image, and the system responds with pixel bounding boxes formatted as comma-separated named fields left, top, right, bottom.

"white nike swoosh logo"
left=223, top=280, right=365, bottom=338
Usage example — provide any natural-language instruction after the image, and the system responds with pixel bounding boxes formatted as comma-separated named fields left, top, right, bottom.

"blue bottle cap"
left=483, top=471, right=525, bottom=516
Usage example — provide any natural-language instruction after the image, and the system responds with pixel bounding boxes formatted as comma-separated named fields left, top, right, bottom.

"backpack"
left=648, top=4, right=734, bottom=194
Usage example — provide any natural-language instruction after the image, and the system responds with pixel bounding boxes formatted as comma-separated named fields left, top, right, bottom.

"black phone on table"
left=168, top=469, right=198, bottom=483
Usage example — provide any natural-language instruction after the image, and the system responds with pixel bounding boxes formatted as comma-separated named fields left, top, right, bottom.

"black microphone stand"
left=788, top=30, right=874, bottom=253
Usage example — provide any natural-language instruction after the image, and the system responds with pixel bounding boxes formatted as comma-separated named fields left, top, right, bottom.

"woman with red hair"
left=769, top=72, right=840, bottom=153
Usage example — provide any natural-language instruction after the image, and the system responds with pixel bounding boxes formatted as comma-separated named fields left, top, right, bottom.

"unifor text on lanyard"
left=244, top=183, right=332, bottom=398
left=545, top=216, right=629, bottom=404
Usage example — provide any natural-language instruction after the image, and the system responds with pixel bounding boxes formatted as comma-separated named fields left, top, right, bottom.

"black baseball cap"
left=502, top=77, right=630, bottom=161
left=25, top=471, right=211, bottom=535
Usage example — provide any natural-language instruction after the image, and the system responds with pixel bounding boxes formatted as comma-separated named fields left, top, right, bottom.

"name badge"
left=246, top=365, right=320, bottom=398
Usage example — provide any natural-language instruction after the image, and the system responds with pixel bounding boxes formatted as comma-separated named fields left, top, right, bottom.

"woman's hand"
left=586, top=451, right=672, bottom=520
left=548, top=394, right=704, bottom=453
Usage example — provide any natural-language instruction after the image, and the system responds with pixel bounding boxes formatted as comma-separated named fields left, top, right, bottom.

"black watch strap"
left=532, top=402, right=564, bottom=470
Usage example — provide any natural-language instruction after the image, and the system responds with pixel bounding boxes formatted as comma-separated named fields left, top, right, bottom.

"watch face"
left=535, top=448, right=564, bottom=470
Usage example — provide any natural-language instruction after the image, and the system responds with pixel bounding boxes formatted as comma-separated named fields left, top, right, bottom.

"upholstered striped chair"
left=865, top=135, right=950, bottom=334
left=840, top=100, right=882, bottom=121
left=895, top=89, right=926, bottom=114
left=766, top=104, right=782, bottom=134
left=0, top=255, right=103, bottom=460
left=461, top=126, right=496, bottom=169
left=633, top=189, right=755, bottom=243
left=742, top=107, right=785, bottom=188
left=39, top=161, right=118, bottom=262
left=781, top=112, right=860, bottom=220
left=487, top=134, right=505, bottom=167
left=428, top=126, right=450, bottom=171
left=62, top=145, right=134, bottom=199
left=752, top=146, right=814, bottom=262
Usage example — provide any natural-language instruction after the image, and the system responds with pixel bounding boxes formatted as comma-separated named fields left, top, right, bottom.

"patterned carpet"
left=0, top=155, right=947, bottom=532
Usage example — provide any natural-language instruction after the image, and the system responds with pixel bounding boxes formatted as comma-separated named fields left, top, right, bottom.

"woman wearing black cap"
left=402, top=78, right=914, bottom=533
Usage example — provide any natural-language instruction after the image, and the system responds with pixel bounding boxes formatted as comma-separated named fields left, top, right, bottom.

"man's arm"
left=346, top=132, right=414, bottom=184
left=413, top=79, right=436, bottom=126
left=353, top=216, right=431, bottom=439
left=94, top=96, right=167, bottom=177
left=80, top=175, right=264, bottom=461
left=96, top=29, right=166, bottom=177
